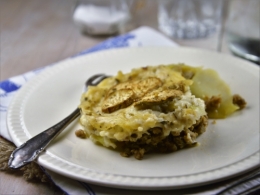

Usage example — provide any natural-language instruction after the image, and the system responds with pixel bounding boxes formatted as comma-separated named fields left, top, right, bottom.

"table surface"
left=0, top=0, right=249, bottom=194
left=1, top=0, right=233, bottom=81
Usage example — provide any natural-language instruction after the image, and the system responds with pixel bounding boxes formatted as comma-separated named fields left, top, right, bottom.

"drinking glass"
left=158, top=0, right=223, bottom=39
left=73, top=0, right=132, bottom=35
left=226, top=0, right=260, bottom=64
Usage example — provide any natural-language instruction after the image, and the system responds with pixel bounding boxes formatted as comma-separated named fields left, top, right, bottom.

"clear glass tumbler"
left=158, top=0, right=223, bottom=39
left=73, top=0, right=132, bottom=35
left=226, top=0, right=260, bottom=64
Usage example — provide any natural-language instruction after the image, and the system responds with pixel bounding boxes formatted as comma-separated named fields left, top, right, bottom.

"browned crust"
left=102, top=77, right=163, bottom=113
left=134, top=89, right=183, bottom=106
left=102, top=89, right=135, bottom=113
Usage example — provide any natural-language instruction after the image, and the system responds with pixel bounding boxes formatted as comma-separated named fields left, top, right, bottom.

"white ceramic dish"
left=7, top=47, right=260, bottom=190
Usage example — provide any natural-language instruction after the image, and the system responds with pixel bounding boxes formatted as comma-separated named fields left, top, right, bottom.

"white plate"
left=7, top=47, right=260, bottom=190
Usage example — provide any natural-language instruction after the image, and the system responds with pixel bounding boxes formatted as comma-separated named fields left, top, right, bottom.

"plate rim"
left=7, top=46, right=260, bottom=190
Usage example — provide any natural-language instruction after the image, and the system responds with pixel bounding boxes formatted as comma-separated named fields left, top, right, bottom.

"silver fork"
left=8, top=74, right=109, bottom=169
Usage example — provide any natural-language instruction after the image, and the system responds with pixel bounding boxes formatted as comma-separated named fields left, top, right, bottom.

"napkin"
left=1, top=26, right=259, bottom=195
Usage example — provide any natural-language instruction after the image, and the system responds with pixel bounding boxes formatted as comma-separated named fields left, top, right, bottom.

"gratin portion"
left=78, top=65, right=208, bottom=159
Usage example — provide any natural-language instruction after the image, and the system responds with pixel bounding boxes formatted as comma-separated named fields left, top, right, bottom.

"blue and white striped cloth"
left=1, top=26, right=259, bottom=195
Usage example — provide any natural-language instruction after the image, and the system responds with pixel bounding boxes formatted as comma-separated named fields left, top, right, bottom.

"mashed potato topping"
left=78, top=65, right=210, bottom=159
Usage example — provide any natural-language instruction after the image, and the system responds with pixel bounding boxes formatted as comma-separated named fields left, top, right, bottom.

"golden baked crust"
left=78, top=65, right=208, bottom=159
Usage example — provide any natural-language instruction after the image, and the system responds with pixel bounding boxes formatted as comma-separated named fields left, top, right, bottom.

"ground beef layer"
left=118, top=115, right=208, bottom=160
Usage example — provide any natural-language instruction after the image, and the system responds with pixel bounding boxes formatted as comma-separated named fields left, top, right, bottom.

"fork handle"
left=8, top=108, right=80, bottom=169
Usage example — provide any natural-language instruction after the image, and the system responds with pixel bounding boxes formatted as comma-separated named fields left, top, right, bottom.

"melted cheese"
left=79, top=65, right=206, bottom=148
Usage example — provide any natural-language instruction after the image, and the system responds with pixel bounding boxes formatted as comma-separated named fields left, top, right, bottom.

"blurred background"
left=1, top=0, right=259, bottom=81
